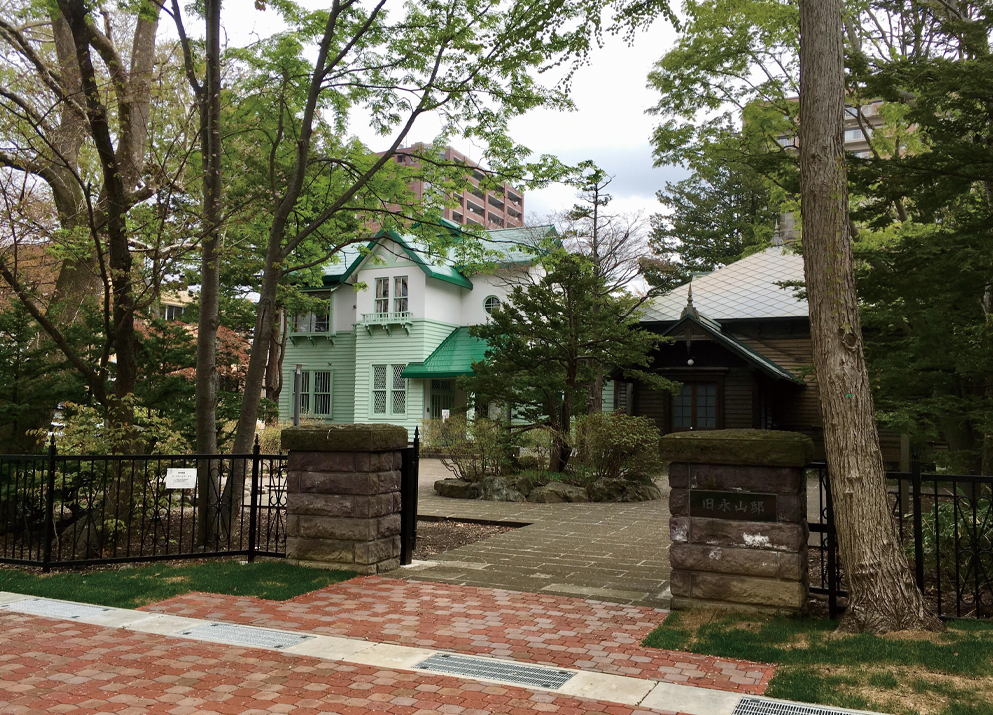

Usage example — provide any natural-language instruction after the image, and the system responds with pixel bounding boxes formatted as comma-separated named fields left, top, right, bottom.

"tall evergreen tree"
left=464, top=251, right=670, bottom=472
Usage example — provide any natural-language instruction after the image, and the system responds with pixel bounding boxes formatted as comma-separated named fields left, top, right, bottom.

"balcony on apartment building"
left=466, top=199, right=485, bottom=218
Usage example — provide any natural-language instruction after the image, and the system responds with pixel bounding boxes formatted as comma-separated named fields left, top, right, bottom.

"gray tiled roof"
left=641, top=247, right=808, bottom=322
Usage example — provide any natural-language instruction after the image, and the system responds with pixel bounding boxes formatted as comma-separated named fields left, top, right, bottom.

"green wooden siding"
left=353, top=320, right=458, bottom=438
left=279, top=332, right=356, bottom=423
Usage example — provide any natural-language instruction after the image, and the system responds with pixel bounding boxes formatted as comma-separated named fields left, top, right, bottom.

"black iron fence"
left=0, top=439, right=286, bottom=570
left=809, top=460, right=993, bottom=619
left=399, top=429, right=421, bottom=566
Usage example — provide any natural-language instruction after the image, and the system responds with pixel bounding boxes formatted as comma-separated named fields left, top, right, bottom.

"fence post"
left=42, top=436, right=56, bottom=573
left=824, top=467, right=839, bottom=619
left=412, top=426, right=419, bottom=550
left=911, top=453, right=925, bottom=593
left=248, top=437, right=260, bottom=563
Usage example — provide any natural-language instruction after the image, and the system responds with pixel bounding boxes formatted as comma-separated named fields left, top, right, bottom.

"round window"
left=484, top=295, right=501, bottom=314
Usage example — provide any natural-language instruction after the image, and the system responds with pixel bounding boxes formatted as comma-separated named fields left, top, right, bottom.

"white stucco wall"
left=424, top=279, right=463, bottom=325
left=332, top=286, right=357, bottom=333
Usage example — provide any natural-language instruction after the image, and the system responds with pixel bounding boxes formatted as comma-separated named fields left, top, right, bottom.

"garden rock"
left=587, top=477, right=662, bottom=502
left=434, top=478, right=482, bottom=499
left=528, top=483, right=589, bottom=503
left=477, top=475, right=530, bottom=502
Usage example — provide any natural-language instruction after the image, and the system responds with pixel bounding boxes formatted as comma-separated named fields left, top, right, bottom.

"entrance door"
left=672, top=382, right=719, bottom=431
left=430, top=379, right=455, bottom=419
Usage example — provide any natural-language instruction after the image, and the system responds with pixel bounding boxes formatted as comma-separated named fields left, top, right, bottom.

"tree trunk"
left=264, top=307, right=286, bottom=419
left=588, top=370, right=603, bottom=414
left=195, top=0, right=223, bottom=546
left=550, top=391, right=573, bottom=473
left=797, top=0, right=942, bottom=633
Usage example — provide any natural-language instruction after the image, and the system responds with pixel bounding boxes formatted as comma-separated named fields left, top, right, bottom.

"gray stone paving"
left=399, top=459, right=672, bottom=607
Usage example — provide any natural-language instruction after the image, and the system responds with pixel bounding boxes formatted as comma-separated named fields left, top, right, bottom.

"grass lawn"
left=0, top=560, right=356, bottom=609
left=643, top=610, right=993, bottom=715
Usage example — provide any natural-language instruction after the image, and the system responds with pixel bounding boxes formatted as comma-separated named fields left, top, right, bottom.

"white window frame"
left=297, top=371, right=311, bottom=414
left=312, top=370, right=332, bottom=415
left=371, top=363, right=406, bottom=417
left=375, top=278, right=390, bottom=314
left=292, top=369, right=334, bottom=417
left=394, top=276, right=409, bottom=313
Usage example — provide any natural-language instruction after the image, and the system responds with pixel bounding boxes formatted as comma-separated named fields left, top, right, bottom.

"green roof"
left=401, top=327, right=488, bottom=379
left=318, top=222, right=557, bottom=289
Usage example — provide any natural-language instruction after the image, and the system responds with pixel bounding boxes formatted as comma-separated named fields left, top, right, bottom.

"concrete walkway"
left=402, top=459, right=671, bottom=607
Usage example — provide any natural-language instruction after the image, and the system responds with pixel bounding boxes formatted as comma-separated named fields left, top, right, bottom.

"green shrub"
left=517, top=427, right=554, bottom=471
left=424, top=416, right=510, bottom=482
left=570, top=411, right=662, bottom=482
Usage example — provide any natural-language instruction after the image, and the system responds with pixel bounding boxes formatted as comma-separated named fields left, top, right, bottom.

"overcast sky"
left=213, top=3, right=686, bottom=225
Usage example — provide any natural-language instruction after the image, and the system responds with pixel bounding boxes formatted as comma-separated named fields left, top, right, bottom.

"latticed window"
left=372, top=365, right=388, bottom=414
left=375, top=278, right=389, bottom=314
left=394, top=276, right=408, bottom=313
left=313, top=371, right=332, bottom=415
left=392, top=365, right=406, bottom=414
left=672, top=383, right=718, bottom=431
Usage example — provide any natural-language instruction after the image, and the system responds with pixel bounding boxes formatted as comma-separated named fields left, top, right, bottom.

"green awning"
left=401, top=327, right=488, bottom=379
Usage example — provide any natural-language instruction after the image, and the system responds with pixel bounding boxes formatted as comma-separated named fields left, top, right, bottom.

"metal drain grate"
left=734, top=697, right=875, bottom=715
left=415, top=653, right=574, bottom=689
left=2, top=599, right=108, bottom=620
left=180, top=623, right=313, bottom=650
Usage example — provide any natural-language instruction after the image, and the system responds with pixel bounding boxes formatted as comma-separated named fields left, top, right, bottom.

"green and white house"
left=279, top=220, right=613, bottom=438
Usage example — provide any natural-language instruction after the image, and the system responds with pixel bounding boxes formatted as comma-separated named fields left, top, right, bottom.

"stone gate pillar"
left=281, top=424, right=406, bottom=574
left=661, top=429, right=814, bottom=613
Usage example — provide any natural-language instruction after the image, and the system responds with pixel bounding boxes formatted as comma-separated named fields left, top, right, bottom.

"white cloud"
left=193, top=3, right=684, bottom=221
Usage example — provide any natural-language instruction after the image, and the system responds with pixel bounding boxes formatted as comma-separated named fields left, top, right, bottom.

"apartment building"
left=378, top=143, right=525, bottom=230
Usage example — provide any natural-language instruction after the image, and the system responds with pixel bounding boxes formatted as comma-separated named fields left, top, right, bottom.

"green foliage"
left=0, top=303, right=88, bottom=453
left=647, top=0, right=993, bottom=472
left=912, top=487, right=993, bottom=594
left=425, top=416, right=511, bottom=482
left=642, top=610, right=993, bottom=715
left=0, top=561, right=355, bottom=609
left=651, top=160, right=777, bottom=273
left=40, top=398, right=189, bottom=455
left=571, top=412, right=662, bottom=482
left=517, top=427, right=554, bottom=471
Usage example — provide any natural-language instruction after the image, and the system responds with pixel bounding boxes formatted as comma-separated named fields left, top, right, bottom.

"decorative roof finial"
left=681, top=279, right=699, bottom=319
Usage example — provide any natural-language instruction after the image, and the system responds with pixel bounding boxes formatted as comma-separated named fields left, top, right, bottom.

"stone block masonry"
left=662, top=429, right=813, bottom=614
left=282, top=424, right=407, bottom=574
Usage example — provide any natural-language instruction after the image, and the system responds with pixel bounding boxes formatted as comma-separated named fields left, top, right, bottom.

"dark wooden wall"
left=633, top=318, right=904, bottom=467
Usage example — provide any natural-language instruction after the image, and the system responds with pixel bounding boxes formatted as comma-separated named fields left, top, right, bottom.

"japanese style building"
left=626, top=246, right=902, bottom=465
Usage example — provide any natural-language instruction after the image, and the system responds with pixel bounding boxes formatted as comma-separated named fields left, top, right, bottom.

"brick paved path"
left=0, top=611, right=684, bottom=715
left=141, top=576, right=773, bottom=694
left=406, top=459, right=671, bottom=607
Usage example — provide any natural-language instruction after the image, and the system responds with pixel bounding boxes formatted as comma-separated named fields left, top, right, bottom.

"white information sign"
left=165, top=467, right=197, bottom=490
left=441, top=409, right=450, bottom=422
